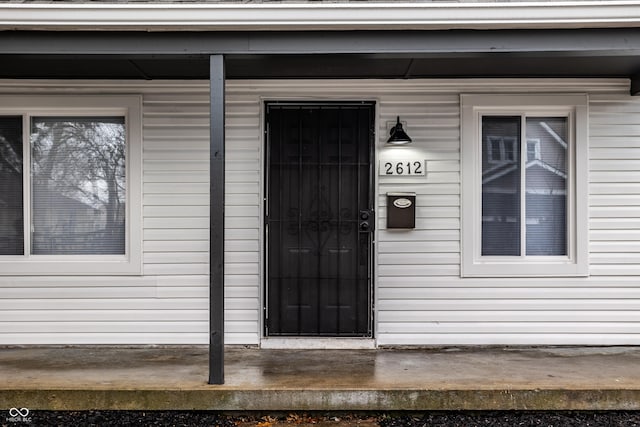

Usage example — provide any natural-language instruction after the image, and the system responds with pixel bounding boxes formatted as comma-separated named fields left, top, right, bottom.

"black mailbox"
left=387, top=192, right=416, bottom=229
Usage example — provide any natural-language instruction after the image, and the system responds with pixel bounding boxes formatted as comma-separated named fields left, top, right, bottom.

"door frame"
left=261, top=100, right=377, bottom=342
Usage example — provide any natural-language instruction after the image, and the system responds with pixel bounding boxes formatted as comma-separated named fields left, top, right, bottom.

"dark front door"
left=265, top=102, right=374, bottom=337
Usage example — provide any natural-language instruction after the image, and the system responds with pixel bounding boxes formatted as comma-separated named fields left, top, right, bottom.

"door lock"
left=359, top=210, right=375, bottom=233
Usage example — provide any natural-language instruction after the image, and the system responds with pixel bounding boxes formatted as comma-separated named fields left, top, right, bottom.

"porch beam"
left=209, top=54, right=225, bottom=385
left=2, top=29, right=640, bottom=56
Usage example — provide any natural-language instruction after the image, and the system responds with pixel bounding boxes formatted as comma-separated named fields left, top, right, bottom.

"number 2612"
left=384, top=161, right=423, bottom=175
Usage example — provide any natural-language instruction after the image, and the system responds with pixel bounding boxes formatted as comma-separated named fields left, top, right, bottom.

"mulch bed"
left=5, top=411, right=640, bottom=427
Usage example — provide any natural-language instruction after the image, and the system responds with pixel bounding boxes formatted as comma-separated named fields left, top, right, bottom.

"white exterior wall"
left=1, top=78, right=639, bottom=346
left=0, top=82, right=217, bottom=344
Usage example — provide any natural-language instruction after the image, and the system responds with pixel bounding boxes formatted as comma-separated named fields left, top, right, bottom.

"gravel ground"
left=379, top=411, right=640, bottom=427
left=3, top=411, right=640, bottom=427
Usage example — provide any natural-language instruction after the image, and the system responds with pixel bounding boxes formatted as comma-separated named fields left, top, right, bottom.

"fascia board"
left=1, top=1, right=640, bottom=31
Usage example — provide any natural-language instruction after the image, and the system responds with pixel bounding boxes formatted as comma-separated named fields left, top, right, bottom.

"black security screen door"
left=265, top=102, right=374, bottom=337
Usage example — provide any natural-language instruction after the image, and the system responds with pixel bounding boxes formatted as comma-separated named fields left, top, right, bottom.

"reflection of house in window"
left=32, top=190, right=125, bottom=255
left=525, top=123, right=567, bottom=182
left=526, top=138, right=541, bottom=161
left=481, top=117, right=568, bottom=257
left=487, top=136, right=517, bottom=164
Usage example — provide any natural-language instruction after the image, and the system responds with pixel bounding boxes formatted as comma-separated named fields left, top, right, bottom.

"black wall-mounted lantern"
left=387, top=116, right=412, bottom=145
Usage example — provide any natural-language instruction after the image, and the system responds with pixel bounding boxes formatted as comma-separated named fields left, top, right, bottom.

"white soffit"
left=1, top=1, right=640, bottom=31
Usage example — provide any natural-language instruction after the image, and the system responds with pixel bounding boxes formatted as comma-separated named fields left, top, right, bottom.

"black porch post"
left=209, top=54, right=225, bottom=385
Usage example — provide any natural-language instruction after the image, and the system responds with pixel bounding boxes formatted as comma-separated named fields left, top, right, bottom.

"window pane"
left=525, top=117, right=567, bottom=256
left=0, top=117, right=24, bottom=255
left=31, top=117, right=126, bottom=255
left=482, top=117, right=521, bottom=256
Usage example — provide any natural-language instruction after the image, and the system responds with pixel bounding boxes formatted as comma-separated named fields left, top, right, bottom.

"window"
left=486, top=135, right=517, bottom=164
left=461, top=94, right=588, bottom=277
left=0, top=96, right=141, bottom=275
left=526, top=139, right=541, bottom=161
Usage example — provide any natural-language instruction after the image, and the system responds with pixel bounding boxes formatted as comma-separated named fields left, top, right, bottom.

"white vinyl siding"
left=1, top=78, right=640, bottom=347
left=590, top=94, right=640, bottom=278
left=0, top=82, right=260, bottom=345
left=142, top=86, right=261, bottom=344
left=375, top=84, right=640, bottom=346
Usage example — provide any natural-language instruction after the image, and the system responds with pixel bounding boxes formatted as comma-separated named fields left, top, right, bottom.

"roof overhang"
left=1, top=29, right=640, bottom=84
left=2, top=6, right=640, bottom=93
left=1, top=1, right=640, bottom=32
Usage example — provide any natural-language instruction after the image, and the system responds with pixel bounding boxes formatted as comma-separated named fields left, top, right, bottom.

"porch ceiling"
left=1, top=29, right=640, bottom=81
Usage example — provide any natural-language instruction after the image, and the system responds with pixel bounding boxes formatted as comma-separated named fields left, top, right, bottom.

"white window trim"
left=460, top=94, right=588, bottom=277
left=0, top=95, right=142, bottom=275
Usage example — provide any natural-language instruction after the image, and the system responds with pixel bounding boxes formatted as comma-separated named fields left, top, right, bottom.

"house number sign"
left=380, top=159, right=426, bottom=176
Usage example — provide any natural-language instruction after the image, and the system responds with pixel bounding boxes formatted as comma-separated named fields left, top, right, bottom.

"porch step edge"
left=3, top=388, right=640, bottom=411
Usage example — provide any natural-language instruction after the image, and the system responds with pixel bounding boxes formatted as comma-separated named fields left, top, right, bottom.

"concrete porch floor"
left=1, top=346, right=640, bottom=411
